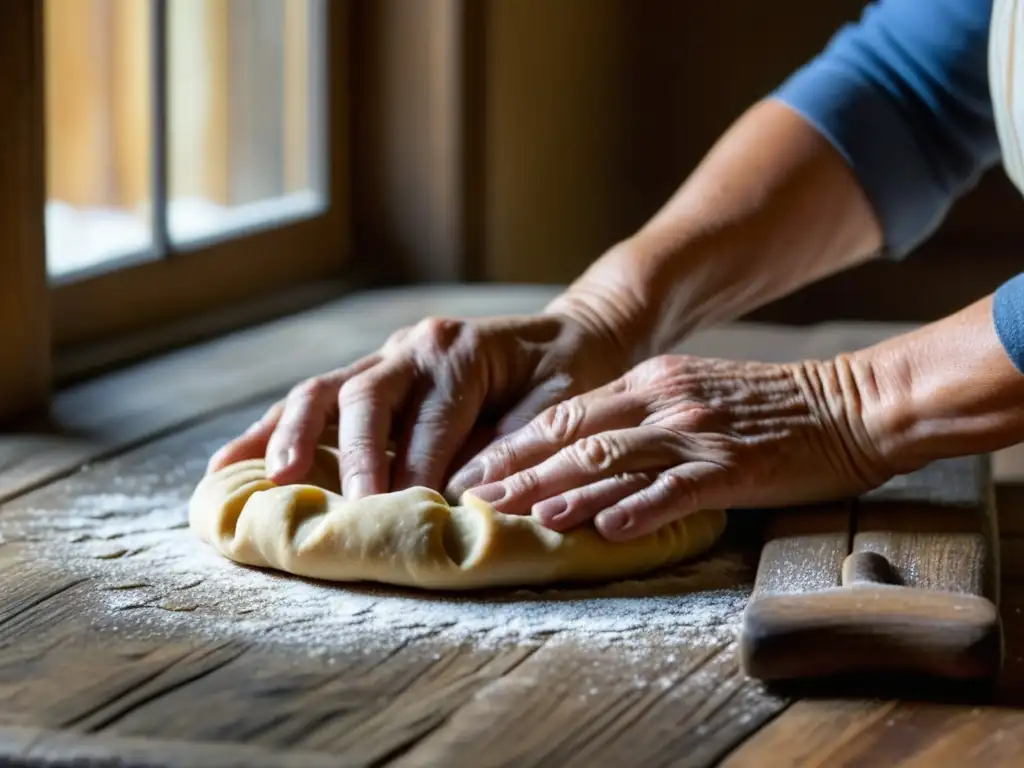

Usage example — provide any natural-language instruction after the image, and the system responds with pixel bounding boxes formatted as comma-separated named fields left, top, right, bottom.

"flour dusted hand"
left=190, top=446, right=726, bottom=590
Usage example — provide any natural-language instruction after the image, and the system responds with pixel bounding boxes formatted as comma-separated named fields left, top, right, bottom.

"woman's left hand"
left=445, top=353, right=898, bottom=541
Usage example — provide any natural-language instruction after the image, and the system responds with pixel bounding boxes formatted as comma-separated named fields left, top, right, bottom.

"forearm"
left=848, top=294, right=1024, bottom=474
left=546, top=99, right=883, bottom=362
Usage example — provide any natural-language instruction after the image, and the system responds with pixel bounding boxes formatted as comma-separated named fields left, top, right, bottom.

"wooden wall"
left=464, top=0, right=1024, bottom=324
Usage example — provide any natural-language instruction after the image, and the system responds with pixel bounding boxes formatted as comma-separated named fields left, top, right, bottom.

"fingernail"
left=266, top=449, right=294, bottom=477
left=597, top=508, right=631, bottom=533
left=449, top=463, right=485, bottom=494
left=532, top=497, right=568, bottom=523
left=470, top=483, right=506, bottom=505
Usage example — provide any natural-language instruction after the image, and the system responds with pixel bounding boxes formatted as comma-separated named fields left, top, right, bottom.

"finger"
left=391, top=384, right=483, bottom=492
left=381, top=326, right=412, bottom=353
left=442, top=424, right=499, bottom=502
left=446, top=384, right=640, bottom=498
left=206, top=401, right=285, bottom=473
left=338, top=360, right=416, bottom=499
left=263, top=354, right=382, bottom=483
left=467, top=426, right=676, bottom=515
left=263, top=378, right=343, bottom=483
left=450, top=424, right=499, bottom=473
left=531, top=471, right=655, bottom=531
left=493, top=372, right=576, bottom=435
left=594, top=461, right=729, bottom=541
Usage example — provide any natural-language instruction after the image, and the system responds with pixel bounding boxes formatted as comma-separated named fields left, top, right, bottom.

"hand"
left=207, top=311, right=631, bottom=499
left=446, top=353, right=896, bottom=540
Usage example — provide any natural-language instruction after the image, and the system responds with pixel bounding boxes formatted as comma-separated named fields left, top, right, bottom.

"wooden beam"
left=0, top=0, right=50, bottom=422
left=351, top=0, right=479, bottom=283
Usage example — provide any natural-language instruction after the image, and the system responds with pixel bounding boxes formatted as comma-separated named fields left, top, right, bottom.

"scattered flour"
left=5, top=452, right=754, bottom=655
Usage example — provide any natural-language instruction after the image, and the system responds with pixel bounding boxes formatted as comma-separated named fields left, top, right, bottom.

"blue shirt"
left=772, top=0, right=1024, bottom=372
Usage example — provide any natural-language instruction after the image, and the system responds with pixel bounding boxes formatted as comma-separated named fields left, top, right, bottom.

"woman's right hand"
left=206, top=309, right=632, bottom=500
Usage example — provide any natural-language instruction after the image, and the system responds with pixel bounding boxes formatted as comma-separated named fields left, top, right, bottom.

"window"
left=46, top=0, right=329, bottom=279
left=0, top=0, right=467, bottom=423
left=44, top=0, right=347, bottom=354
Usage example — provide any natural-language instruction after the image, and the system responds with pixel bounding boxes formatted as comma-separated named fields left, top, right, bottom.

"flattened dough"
left=189, top=446, right=727, bottom=590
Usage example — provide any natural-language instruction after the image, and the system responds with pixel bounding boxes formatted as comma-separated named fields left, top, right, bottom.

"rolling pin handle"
left=841, top=551, right=900, bottom=587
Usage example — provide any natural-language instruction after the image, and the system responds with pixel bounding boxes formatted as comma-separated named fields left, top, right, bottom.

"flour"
left=7, top=458, right=753, bottom=654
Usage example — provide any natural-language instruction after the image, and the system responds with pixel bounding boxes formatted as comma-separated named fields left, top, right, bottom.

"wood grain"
left=723, top=701, right=1024, bottom=767
left=1, top=287, right=1022, bottom=764
left=726, top=458, right=1007, bottom=764
left=721, top=699, right=899, bottom=767
left=748, top=506, right=851, bottom=599
left=0, top=392, right=773, bottom=767
left=854, top=455, right=998, bottom=603
left=352, top=0, right=475, bottom=283
left=392, top=639, right=785, bottom=768
left=0, top=725, right=345, bottom=768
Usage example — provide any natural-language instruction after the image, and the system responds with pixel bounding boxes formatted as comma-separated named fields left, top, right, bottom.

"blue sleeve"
left=995, top=276, right=1024, bottom=373
left=772, top=0, right=1001, bottom=259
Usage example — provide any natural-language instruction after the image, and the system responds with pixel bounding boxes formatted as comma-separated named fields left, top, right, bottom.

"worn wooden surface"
left=725, top=458, right=1020, bottom=767
left=748, top=506, right=851, bottom=599
left=741, top=453, right=1002, bottom=684
left=855, top=455, right=998, bottom=601
left=0, top=398, right=784, bottom=768
left=2, top=287, right=1024, bottom=766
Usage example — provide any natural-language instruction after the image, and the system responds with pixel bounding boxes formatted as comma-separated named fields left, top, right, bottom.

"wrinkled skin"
left=207, top=312, right=630, bottom=499
left=445, top=354, right=895, bottom=541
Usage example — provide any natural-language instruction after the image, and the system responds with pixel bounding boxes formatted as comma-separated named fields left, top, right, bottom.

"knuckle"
left=536, top=401, right=584, bottom=444
left=289, top=377, right=327, bottom=405
left=504, top=467, right=540, bottom=496
left=668, top=404, right=718, bottom=432
left=383, top=326, right=413, bottom=350
left=571, top=435, right=618, bottom=473
left=338, top=374, right=375, bottom=407
left=260, top=400, right=285, bottom=423
left=416, top=400, right=453, bottom=429
left=657, top=472, right=698, bottom=508
left=340, top=437, right=376, bottom=470
left=483, top=437, right=519, bottom=477
left=637, top=355, right=674, bottom=378
left=413, top=316, right=462, bottom=348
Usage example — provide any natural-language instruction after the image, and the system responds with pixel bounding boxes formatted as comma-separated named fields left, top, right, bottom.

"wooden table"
left=2, top=285, right=1024, bottom=767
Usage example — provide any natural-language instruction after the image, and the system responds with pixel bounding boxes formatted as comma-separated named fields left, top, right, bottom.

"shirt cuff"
left=772, top=65, right=951, bottom=260
left=994, top=273, right=1024, bottom=374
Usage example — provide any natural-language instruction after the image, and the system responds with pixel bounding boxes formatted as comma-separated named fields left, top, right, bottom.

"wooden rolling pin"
left=740, top=550, right=1002, bottom=681
left=739, top=455, right=1003, bottom=684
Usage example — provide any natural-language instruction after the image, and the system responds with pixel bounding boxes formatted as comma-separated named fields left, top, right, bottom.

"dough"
left=189, top=446, right=727, bottom=591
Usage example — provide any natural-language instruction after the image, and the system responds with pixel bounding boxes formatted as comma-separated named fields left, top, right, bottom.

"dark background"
left=452, top=0, right=1020, bottom=325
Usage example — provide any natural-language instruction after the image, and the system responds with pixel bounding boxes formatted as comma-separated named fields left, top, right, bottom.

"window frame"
left=2, top=0, right=476, bottom=422
left=50, top=0, right=352, bottom=351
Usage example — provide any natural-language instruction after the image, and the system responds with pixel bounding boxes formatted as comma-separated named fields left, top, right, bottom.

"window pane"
left=44, top=0, right=153, bottom=279
left=168, top=0, right=321, bottom=246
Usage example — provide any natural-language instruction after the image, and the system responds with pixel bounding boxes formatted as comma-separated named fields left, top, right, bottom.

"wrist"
left=845, top=295, right=1024, bottom=473
left=546, top=234, right=723, bottom=365
left=543, top=239, right=659, bottom=370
